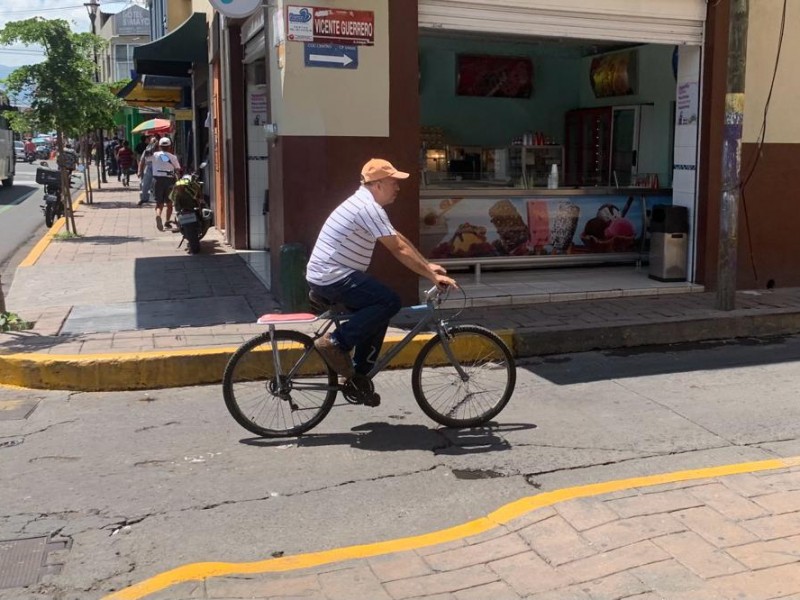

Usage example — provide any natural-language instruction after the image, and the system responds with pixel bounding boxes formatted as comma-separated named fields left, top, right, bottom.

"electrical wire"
left=739, top=0, right=787, bottom=284
left=2, top=1, right=139, bottom=15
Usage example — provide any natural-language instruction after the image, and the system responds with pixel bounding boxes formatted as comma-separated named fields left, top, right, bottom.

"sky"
left=0, top=0, right=142, bottom=67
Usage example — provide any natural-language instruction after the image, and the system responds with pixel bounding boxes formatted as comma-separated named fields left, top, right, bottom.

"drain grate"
left=0, top=536, right=70, bottom=589
left=0, top=399, right=39, bottom=421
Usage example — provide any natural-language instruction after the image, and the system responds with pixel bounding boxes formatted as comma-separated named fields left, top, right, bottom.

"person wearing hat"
left=306, top=158, right=456, bottom=398
left=150, top=136, right=181, bottom=231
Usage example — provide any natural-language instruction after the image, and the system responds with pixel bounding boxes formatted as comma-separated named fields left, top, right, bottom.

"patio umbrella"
left=131, top=118, right=172, bottom=134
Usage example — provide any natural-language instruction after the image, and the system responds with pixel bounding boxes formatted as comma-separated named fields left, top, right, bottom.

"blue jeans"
left=309, top=271, right=401, bottom=375
left=139, top=165, right=153, bottom=204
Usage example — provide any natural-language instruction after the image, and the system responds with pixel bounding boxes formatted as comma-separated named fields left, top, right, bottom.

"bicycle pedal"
left=362, top=392, right=380, bottom=407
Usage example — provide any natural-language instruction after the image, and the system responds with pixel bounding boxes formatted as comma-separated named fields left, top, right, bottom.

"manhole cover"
left=0, top=399, right=39, bottom=421
left=0, top=536, right=69, bottom=589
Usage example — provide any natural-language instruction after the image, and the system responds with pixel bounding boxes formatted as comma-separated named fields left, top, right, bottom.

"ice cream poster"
left=421, top=196, right=672, bottom=259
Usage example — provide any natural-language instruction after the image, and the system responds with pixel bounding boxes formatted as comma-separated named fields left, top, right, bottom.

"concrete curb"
left=515, top=309, right=800, bottom=356
left=0, top=331, right=517, bottom=392
left=3, top=307, right=800, bottom=391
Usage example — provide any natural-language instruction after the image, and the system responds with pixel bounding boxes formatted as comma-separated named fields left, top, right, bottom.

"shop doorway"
left=417, top=26, right=703, bottom=292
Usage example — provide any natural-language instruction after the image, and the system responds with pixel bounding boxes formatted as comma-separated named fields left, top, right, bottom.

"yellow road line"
left=103, top=455, right=799, bottom=600
left=18, top=187, right=87, bottom=268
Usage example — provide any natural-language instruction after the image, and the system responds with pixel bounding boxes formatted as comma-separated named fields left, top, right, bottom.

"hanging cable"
left=738, top=0, right=787, bottom=284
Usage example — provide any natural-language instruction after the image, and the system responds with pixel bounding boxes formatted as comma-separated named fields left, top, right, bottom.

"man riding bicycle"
left=306, top=158, right=456, bottom=384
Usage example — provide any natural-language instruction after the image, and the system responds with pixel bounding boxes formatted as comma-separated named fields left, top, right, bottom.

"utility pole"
left=85, top=0, right=108, bottom=186
left=716, top=0, right=749, bottom=310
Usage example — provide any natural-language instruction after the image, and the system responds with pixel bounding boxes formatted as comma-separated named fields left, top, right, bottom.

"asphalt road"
left=3, top=334, right=800, bottom=598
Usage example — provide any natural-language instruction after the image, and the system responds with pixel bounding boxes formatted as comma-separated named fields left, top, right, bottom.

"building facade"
left=137, top=0, right=800, bottom=307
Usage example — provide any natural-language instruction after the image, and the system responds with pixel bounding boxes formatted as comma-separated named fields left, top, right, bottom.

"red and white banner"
left=287, top=6, right=374, bottom=46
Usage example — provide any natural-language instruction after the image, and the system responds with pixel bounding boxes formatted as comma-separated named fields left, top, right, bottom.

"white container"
left=547, top=164, right=559, bottom=189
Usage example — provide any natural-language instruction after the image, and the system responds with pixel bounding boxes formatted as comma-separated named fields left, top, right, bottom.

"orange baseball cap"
left=361, top=158, right=410, bottom=183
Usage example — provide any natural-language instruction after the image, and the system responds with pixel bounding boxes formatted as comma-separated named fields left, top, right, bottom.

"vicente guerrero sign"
left=287, top=5, right=374, bottom=46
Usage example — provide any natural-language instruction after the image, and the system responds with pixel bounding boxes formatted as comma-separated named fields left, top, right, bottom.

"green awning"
left=134, top=13, right=207, bottom=78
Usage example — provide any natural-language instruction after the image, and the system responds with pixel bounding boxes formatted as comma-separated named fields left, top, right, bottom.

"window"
left=113, top=44, right=138, bottom=81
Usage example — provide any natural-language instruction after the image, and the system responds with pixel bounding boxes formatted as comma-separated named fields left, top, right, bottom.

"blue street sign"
left=304, top=43, right=358, bottom=69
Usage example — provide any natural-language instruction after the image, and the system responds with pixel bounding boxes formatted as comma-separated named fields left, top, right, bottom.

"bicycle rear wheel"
left=223, top=330, right=337, bottom=437
left=411, top=325, right=515, bottom=428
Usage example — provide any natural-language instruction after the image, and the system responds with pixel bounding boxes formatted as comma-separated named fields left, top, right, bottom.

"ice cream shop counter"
left=419, top=188, right=674, bottom=280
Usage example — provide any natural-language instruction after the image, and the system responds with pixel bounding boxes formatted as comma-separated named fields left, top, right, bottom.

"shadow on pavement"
left=0, top=331, right=81, bottom=353
left=520, top=334, right=800, bottom=385
left=240, top=421, right=536, bottom=454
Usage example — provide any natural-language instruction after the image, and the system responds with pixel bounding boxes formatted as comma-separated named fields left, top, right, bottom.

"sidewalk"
left=4, top=181, right=800, bottom=390
left=107, top=456, right=800, bottom=600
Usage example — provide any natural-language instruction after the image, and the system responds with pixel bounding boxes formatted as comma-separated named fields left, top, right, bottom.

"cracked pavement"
left=4, top=334, right=800, bottom=598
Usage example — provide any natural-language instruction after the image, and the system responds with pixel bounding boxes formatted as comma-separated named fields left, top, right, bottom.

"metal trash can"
left=649, top=205, right=688, bottom=282
left=279, top=243, right=310, bottom=312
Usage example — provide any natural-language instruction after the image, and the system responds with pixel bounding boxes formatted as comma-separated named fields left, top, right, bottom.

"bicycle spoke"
left=223, top=331, right=337, bottom=437
left=412, top=326, right=515, bottom=428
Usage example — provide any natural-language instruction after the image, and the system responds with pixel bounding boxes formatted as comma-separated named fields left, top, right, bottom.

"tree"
left=0, top=18, right=122, bottom=233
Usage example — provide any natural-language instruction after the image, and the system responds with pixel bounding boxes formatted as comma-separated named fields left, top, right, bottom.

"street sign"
left=287, top=5, right=374, bottom=46
left=304, top=43, right=358, bottom=69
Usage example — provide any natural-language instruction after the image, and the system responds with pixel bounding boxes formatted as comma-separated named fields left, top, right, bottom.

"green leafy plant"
left=53, top=231, right=82, bottom=240
left=0, top=311, right=32, bottom=332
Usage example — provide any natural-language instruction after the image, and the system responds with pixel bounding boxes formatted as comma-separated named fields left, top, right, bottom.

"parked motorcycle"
left=37, top=161, right=78, bottom=228
left=169, top=162, right=212, bottom=254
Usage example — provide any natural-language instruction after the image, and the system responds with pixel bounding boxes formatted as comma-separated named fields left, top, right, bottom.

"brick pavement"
left=5, top=181, right=800, bottom=390
left=108, top=459, right=800, bottom=600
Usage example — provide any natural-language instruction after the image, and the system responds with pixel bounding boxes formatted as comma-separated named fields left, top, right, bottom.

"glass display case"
left=507, top=145, right=564, bottom=188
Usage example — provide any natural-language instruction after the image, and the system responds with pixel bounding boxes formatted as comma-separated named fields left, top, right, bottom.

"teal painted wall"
left=419, top=36, right=581, bottom=147
left=420, top=37, right=676, bottom=184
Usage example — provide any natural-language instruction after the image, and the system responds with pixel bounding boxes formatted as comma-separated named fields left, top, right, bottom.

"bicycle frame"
left=267, top=287, right=469, bottom=391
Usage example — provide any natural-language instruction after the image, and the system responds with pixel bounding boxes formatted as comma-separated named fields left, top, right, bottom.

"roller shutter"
left=418, top=0, right=706, bottom=45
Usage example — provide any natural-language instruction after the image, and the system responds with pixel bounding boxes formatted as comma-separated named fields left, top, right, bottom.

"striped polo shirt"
left=306, top=186, right=396, bottom=286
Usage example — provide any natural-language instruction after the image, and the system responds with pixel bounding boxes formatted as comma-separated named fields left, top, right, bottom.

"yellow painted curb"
left=0, top=330, right=516, bottom=391
left=19, top=188, right=87, bottom=267
left=103, top=455, right=799, bottom=600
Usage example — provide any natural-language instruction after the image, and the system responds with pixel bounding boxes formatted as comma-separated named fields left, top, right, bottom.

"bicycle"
left=222, top=286, right=516, bottom=438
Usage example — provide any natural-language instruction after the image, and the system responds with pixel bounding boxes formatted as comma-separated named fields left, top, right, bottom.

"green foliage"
left=0, top=18, right=122, bottom=137
left=0, top=311, right=32, bottom=332
left=52, top=231, right=82, bottom=240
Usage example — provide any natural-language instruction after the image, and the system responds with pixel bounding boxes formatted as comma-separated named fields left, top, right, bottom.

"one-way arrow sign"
left=304, top=43, right=358, bottom=69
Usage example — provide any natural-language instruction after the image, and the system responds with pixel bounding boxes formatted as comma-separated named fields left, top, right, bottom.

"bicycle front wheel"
left=223, top=330, right=337, bottom=437
left=411, top=325, right=516, bottom=428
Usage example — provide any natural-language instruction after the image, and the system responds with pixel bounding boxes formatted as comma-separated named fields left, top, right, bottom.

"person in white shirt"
left=306, top=158, right=456, bottom=399
left=136, top=136, right=157, bottom=206
left=151, top=137, right=181, bottom=231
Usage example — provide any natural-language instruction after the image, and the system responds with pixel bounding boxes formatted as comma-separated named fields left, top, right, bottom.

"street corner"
left=101, top=455, right=800, bottom=600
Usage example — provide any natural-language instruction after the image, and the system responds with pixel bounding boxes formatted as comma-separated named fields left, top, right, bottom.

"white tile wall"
left=247, top=83, right=269, bottom=250
left=671, top=45, right=702, bottom=281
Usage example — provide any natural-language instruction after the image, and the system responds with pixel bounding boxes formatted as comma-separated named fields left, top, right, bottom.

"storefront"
left=214, top=1, right=724, bottom=306
left=415, top=0, right=706, bottom=283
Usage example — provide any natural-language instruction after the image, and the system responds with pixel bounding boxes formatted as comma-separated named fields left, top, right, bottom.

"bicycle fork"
left=435, top=322, right=470, bottom=382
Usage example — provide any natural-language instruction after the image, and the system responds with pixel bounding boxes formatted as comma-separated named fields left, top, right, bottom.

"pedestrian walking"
left=116, top=141, right=135, bottom=187
left=137, top=137, right=156, bottom=206
left=150, top=137, right=181, bottom=231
